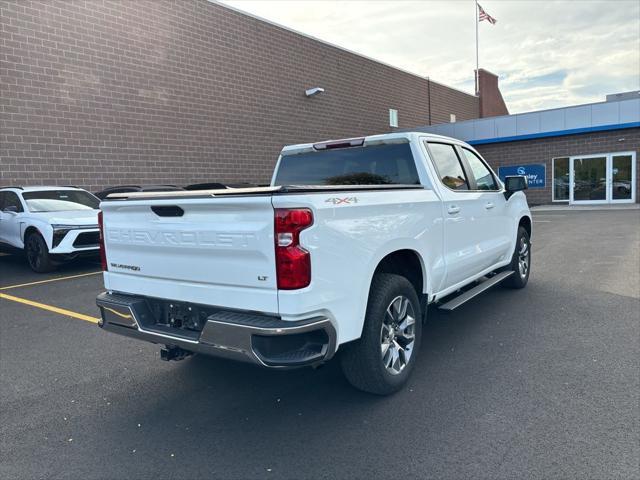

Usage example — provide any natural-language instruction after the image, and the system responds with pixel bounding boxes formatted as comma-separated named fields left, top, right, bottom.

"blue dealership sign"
left=498, top=164, right=546, bottom=189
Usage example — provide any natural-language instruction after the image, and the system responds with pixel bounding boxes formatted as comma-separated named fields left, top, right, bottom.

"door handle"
left=485, top=202, right=495, bottom=209
left=447, top=205, right=460, bottom=215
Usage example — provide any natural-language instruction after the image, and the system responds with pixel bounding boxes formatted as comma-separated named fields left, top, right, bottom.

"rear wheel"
left=25, top=232, right=57, bottom=273
left=340, top=273, right=422, bottom=395
left=502, top=226, right=530, bottom=289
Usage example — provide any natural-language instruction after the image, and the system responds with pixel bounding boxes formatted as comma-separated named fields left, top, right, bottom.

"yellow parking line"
left=0, top=292, right=99, bottom=324
left=0, top=271, right=102, bottom=291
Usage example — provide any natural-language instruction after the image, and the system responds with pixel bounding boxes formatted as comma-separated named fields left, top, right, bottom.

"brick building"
left=1, top=0, right=507, bottom=190
left=419, top=94, right=640, bottom=205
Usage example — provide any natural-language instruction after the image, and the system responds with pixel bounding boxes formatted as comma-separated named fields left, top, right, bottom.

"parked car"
left=95, top=132, right=532, bottom=395
left=613, top=180, right=632, bottom=195
left=94, top=185, right=183, bottom=200
left=183, top=182, right=228, bottom=191
left=0, top=186, right=101, bottom=272
left=183, top=182, right=258, bottom=190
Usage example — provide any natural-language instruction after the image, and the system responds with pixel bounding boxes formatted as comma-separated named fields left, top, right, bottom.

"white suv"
left=0, top=186, right=101, bottom=272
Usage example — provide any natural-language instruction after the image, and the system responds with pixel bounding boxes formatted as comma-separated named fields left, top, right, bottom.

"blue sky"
left=221, top=0, right=640, bottom=113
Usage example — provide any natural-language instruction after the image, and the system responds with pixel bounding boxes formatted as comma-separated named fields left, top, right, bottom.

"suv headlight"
left=51, top=225, right=74, bottom=248
left=50, top=224, right=98, bottom=248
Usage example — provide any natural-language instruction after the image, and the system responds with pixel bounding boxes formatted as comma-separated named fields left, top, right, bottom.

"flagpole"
left=475, top=1, right=479, bottom=95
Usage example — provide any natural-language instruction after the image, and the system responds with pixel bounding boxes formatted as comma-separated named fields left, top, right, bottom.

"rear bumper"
left=96, top=292, right=337, bottom=368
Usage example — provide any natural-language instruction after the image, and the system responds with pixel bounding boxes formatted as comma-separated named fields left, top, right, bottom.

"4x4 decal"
left=325, top=197, right=359, bottom=205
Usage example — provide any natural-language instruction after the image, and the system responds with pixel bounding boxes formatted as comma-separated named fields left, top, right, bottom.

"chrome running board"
left=438, top=271, right=515, bottom=311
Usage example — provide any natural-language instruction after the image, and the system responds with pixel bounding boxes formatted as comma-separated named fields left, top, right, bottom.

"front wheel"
left=340, top=273, right=422, bottom=395
left=502, top=226, right=531, bottom=289
left=25, top=232, right=57, bottom=273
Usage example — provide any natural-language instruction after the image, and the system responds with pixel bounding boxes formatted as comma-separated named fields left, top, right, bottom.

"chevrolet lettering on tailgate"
left=107, top=228, right=257, bottom=248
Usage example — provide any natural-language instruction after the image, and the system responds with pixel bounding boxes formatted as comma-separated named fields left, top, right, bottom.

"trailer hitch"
left=160, top=346, right=194, bottom=361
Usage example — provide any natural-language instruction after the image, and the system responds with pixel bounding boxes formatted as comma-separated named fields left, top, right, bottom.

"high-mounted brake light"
left=98, top=210, right=107, bottom=271
left=313, top=137, right=365, bottom=150
left=274, top=208, right=313, bottom=289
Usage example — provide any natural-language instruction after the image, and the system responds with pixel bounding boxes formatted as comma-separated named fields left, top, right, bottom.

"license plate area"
left=141, top=299, right=218, bottom=340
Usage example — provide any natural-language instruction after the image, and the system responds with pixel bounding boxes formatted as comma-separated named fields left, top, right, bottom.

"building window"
left=450, top=114, right=456, bottom=123
left=389, top=109, right=398, bottom=128
left=552, top=157, right=569, bottom=201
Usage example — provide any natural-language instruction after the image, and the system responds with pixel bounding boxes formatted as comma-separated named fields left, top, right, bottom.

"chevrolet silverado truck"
left=95, top=132, right=531, bottom=395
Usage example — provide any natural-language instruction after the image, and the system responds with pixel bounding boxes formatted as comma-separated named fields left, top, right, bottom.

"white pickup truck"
left=96, top=132, right=531, bottom=394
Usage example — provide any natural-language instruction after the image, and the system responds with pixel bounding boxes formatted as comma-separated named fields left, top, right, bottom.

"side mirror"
left=504, top=175, right=528, bottom=200
left=3, top=205, right=18, bottom=214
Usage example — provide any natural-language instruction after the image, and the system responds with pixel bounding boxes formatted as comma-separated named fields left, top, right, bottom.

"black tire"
left=340, top=273, right=422, bottom=395
left=502, top=226, right=530, bottom=289
left=25, top=232, right=57, bottom=273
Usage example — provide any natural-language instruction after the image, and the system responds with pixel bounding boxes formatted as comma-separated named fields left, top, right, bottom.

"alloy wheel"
left=380, top=295, right=416, bottom=375
left=518, top=236, right=530, bottom=279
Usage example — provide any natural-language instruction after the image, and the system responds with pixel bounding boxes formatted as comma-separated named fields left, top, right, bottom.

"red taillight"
left=98, top=210, right=107, bottom=271
left=274, top=208, right=313, bottom=289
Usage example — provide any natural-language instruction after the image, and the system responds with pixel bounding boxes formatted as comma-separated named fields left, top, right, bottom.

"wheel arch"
left=518, top=215, right=532, bottom=239
left=22, top=225, right=49, bottom=250
left=372, top=249, right=427, bottom=299
left=23, top=225, right=42, bottom=242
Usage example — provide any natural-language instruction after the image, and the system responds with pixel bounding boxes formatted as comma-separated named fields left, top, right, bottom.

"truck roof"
left=280, top=131, right=463, bottom=156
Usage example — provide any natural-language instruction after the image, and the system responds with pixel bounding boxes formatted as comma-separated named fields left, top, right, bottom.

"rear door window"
left=426, top=142, right=470, bottom=191
left=274, top=143, right=420, bottom=186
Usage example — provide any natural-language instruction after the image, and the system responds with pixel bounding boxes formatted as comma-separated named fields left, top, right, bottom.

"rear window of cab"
left=274, top=143, right=420, bottom=186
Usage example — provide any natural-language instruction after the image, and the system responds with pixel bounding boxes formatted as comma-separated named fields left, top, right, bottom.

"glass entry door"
left=571, top=156, right=607, bottom=202
left=611, top=154, right=634, bottom=202
left=570, top=152, right=636, bottom=204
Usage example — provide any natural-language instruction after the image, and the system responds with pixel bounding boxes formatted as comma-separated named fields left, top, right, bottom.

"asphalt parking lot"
left=1, top=209, right=639, bottom=480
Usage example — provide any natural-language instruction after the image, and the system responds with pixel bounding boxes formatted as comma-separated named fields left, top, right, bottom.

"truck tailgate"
left=100, top=196, right=278, bottom=313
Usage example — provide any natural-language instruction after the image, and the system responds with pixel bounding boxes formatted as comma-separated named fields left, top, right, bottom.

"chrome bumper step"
left=96, top=292, right=336, bottom=368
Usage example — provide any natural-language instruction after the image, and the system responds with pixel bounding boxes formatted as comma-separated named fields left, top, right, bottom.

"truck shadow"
left=86, top=286, right=543, bottom=467
left=76, top=277, right=640, bottom=476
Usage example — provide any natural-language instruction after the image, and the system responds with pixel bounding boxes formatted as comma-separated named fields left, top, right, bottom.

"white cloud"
left=221, top=0, right=640, bottom=113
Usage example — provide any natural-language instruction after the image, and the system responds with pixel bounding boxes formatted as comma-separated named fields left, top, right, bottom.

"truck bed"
left=104, top=184, right=423, bottom=200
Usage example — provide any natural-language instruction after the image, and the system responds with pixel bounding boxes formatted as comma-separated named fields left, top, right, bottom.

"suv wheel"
left=340, top=273, right=422, bottom=395
left=25, top=232, right=56, bottom=273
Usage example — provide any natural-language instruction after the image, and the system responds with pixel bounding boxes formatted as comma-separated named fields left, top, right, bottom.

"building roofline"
left=213, top=1, right=477, bottom=99
left=467, top=122, right=640, bottom=146
left=476, top=67, right=499, bottom=76
left=466, top=96, right=638, bottom=122
left=417, top=95, right=640, bottom=144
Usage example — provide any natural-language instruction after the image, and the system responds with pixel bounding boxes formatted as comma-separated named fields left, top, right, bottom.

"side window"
left=3, top=192, right=24, bottom=212
left=0, top=192, right=5, bottom=210
left=426, top=142, right=470, bottom=190
left=460, top=148, right=499, bottom=191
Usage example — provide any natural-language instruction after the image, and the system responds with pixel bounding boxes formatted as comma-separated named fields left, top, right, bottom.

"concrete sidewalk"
left=531, top=203, right=640, bottom=212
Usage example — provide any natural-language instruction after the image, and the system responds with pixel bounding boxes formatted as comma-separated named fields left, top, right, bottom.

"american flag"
left=478, top=3, right=497, bottom=24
